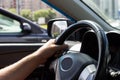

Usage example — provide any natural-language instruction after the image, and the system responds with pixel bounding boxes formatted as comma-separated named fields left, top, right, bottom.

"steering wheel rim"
left=55, top=20, right=109, bottom=80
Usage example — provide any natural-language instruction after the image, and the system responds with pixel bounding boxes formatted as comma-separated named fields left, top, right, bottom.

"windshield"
left=82, top=0, right=120, bottom=29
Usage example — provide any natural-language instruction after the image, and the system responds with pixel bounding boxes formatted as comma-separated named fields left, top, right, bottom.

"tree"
left=21, top=9, right=33, bottom=20
left=33, top=9, right=56, bottom=23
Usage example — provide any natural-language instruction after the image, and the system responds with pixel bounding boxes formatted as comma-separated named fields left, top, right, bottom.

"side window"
left=0, top=14, right=21, bottom=33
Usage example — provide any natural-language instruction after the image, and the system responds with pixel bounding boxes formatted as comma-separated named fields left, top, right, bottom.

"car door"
left=0, top=8, right=50, bottom=68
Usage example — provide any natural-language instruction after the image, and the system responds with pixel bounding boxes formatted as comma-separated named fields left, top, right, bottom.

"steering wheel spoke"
left=55, top=52, right=96, bottom=80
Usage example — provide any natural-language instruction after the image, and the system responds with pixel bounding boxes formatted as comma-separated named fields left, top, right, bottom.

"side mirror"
left=47, top=18, right=74, bottom=38
left=22, top=23, right=32, bottom=33
left=51, top=21, right=67, bottom=38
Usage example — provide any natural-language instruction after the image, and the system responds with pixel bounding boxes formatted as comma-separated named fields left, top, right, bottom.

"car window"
left=0, top=14, right=21, bottom=33
left=82, top=0, right=120, bottom=29
left=3, top=1, right=66, bottom=30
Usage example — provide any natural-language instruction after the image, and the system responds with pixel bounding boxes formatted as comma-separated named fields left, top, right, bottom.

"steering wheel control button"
left=61, top=57, right=73, bottom=71
left=78, top=64, right=96, bottom=80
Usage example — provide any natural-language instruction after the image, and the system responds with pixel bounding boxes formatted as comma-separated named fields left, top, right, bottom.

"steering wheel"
left=51, top=20, right=109, bottom=80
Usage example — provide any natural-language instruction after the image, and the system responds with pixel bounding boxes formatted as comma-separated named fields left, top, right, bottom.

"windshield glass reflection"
left=82, top=0, right=120, bottom=29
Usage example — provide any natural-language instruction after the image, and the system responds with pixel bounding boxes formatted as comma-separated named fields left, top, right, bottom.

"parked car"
left=0, top=7, right=50, bottom=73
left=1, top=0, right=120, bottom=80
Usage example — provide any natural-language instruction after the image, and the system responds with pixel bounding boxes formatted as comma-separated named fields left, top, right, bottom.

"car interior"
left=0, top=0, right=120, bottom=80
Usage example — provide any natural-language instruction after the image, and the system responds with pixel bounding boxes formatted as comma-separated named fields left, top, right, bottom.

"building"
left=93, top=0, right=119, bottom=19
left=0, top=0, right=49, bottom=10
left=0, top=0, right=64, bottom=18
left=20, top=0, right=49, bottom=11
left=0, top=0, right=14, bottom=8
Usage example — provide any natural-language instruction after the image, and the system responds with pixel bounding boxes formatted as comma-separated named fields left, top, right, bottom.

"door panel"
left=0, top=33, right=38, bottom=43
left=0, top=43, right=44, bottom=68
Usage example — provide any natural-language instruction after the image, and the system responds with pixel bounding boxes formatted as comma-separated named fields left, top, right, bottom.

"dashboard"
left=80, top=30, right=120, bottom=66
left=107, top=31, right=120, bottom=70
left=78, top=30, right=120, bottom=79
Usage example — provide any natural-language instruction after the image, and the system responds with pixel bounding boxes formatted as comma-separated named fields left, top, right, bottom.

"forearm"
left=0, top=50, right=44, bottom=80
left=0, top=39, right=68, bottom=80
